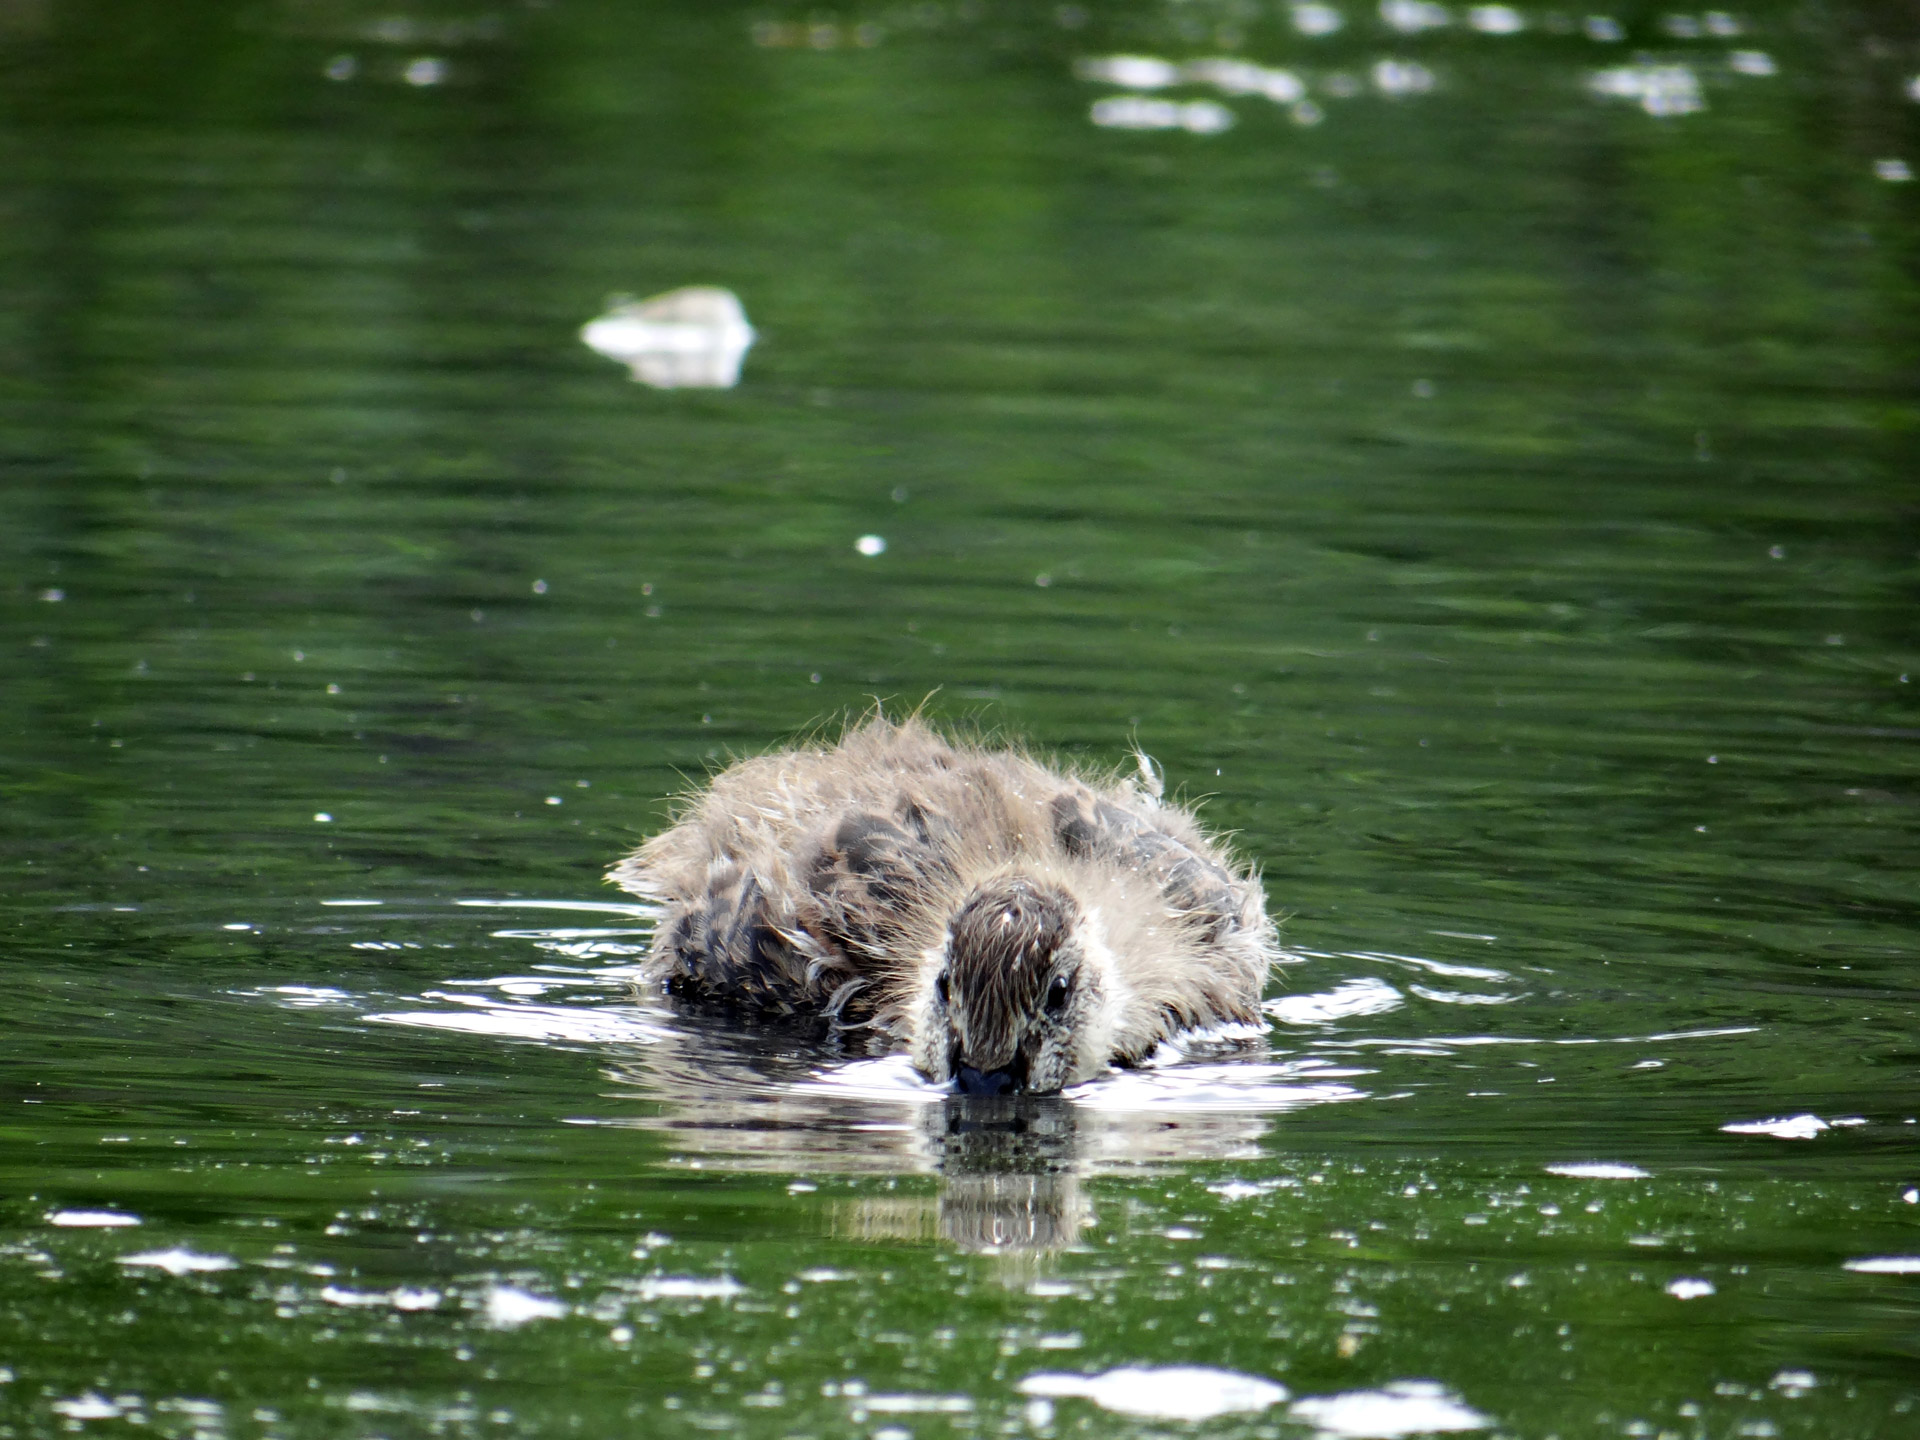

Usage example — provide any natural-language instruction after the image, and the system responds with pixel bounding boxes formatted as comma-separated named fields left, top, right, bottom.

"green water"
left=3, top=0, right=1918, bottom=1435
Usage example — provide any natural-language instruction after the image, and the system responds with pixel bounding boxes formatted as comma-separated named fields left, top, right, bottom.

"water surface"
left=3, top=0, right=1918, bottom=1436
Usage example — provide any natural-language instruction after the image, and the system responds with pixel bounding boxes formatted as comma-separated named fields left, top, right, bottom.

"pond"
left=2, top=0, right=1917, bottom=1436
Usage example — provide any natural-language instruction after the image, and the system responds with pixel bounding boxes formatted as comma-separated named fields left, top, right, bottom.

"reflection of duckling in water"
left=609, top=715, right=1276, bottom=1095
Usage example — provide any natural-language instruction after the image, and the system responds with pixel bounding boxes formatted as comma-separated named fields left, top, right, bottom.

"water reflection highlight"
left=1017, top=1364, right=1288, bottom=1421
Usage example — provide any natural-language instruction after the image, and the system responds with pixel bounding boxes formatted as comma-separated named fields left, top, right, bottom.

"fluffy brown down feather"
left=607, top=715, right=1276, bottom=1077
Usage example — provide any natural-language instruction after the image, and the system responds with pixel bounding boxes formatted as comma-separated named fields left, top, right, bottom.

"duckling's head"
left=910, top=876, right=1114, bottom=1095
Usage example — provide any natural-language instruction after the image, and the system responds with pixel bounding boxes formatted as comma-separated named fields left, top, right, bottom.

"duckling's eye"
left=1044, top=975, right=1071, bottom=1015
left=934, top=972, right=950, bottom=1006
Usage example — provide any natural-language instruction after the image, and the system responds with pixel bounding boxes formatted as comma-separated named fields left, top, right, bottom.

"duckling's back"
left=608, top=716, right=1274, bottom=1052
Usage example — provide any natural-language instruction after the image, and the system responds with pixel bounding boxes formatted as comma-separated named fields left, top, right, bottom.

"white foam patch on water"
left=1591, top=63, right=1705, bottom=117
left=155, top=1399, right=222, bottom=1422
left=633, top=1276, right=747, bottom=1300
left=856, top=1394, right=974, bottom=1414
left=1292, top=3, right=1343, bottom=35
left=1666, top=1277, right=1715, bottom=1299
left=118, top=1248, right=237, bottom=1276
left=1843, top=1256, right=1920, bottom=1274
left=1353, top=952, right=1510, bottom=981
left=1545, top=1162, right=1650, bottom=1179
left=1074, top=54, right=1181, bottom=88
left=1185, top=57, right=1307, bottom=103
left=1408, top=985, right=1517, bottom=1006
left=319, top=1286, right=387, bottom=1307
left=441, top=974, right=615, bottom=998
left=1288, top=1380, right=1491, bottom=1436
left=1468, top=5, right=1524, bottom=34
left=321, top=1285, right=443, bottom=1310
left=1721, top=1113, right=1830, bottom=1139
left=1332, top=1025, right=1757, bottom=1051
left=52, top=1395, right=127, bottom=1420
left=792, top=1054, right=951, bottom=1104
left=47, top=1209, right=141, bottom=1228
left=366, top=998, right=671, bottom=1045
left=483, top=1286, right=567, bottom=1326
left=485, top=929, right=651, bottom=942
left=1019, top=1365, right=1287, bottom=1420
left=1635, top=1027, right=1761, bottom=1043
left=540, top=941, right=651, bottom=959
left=1090, top=96, right=1236, bottom=133
left=457, top=898, right=661, bottom=918
left=1207, top=1178, right=1289, bottom=1200
left=1265, top=978, right=1403, bottom=1025
left=1067, top=1061, right=1366, bottom=1113
left=261, top=985, right=354, bottom=1006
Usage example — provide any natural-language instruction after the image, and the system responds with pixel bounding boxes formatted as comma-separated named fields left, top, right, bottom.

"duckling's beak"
left=954, top=1049, right=1030, bottom=1096
left=956, top=1066, right=1011, bottom=1096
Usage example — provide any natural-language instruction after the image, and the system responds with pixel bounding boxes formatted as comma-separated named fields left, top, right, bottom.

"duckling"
left=608, top=715, right=1275, bottom=1094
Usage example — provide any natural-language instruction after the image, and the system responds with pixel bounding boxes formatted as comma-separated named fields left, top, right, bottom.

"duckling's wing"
left=651, top=860, right=817, bottom=1016
left=646, top=804, right=952, bottom=1032
left=1049, top=790, right=1247, bottom=944
left=801, top=805, right=956, bottom=968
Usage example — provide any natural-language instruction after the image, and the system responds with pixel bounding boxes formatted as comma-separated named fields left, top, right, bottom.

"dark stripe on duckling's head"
left=945, top=877, right=1079, bottom=1073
